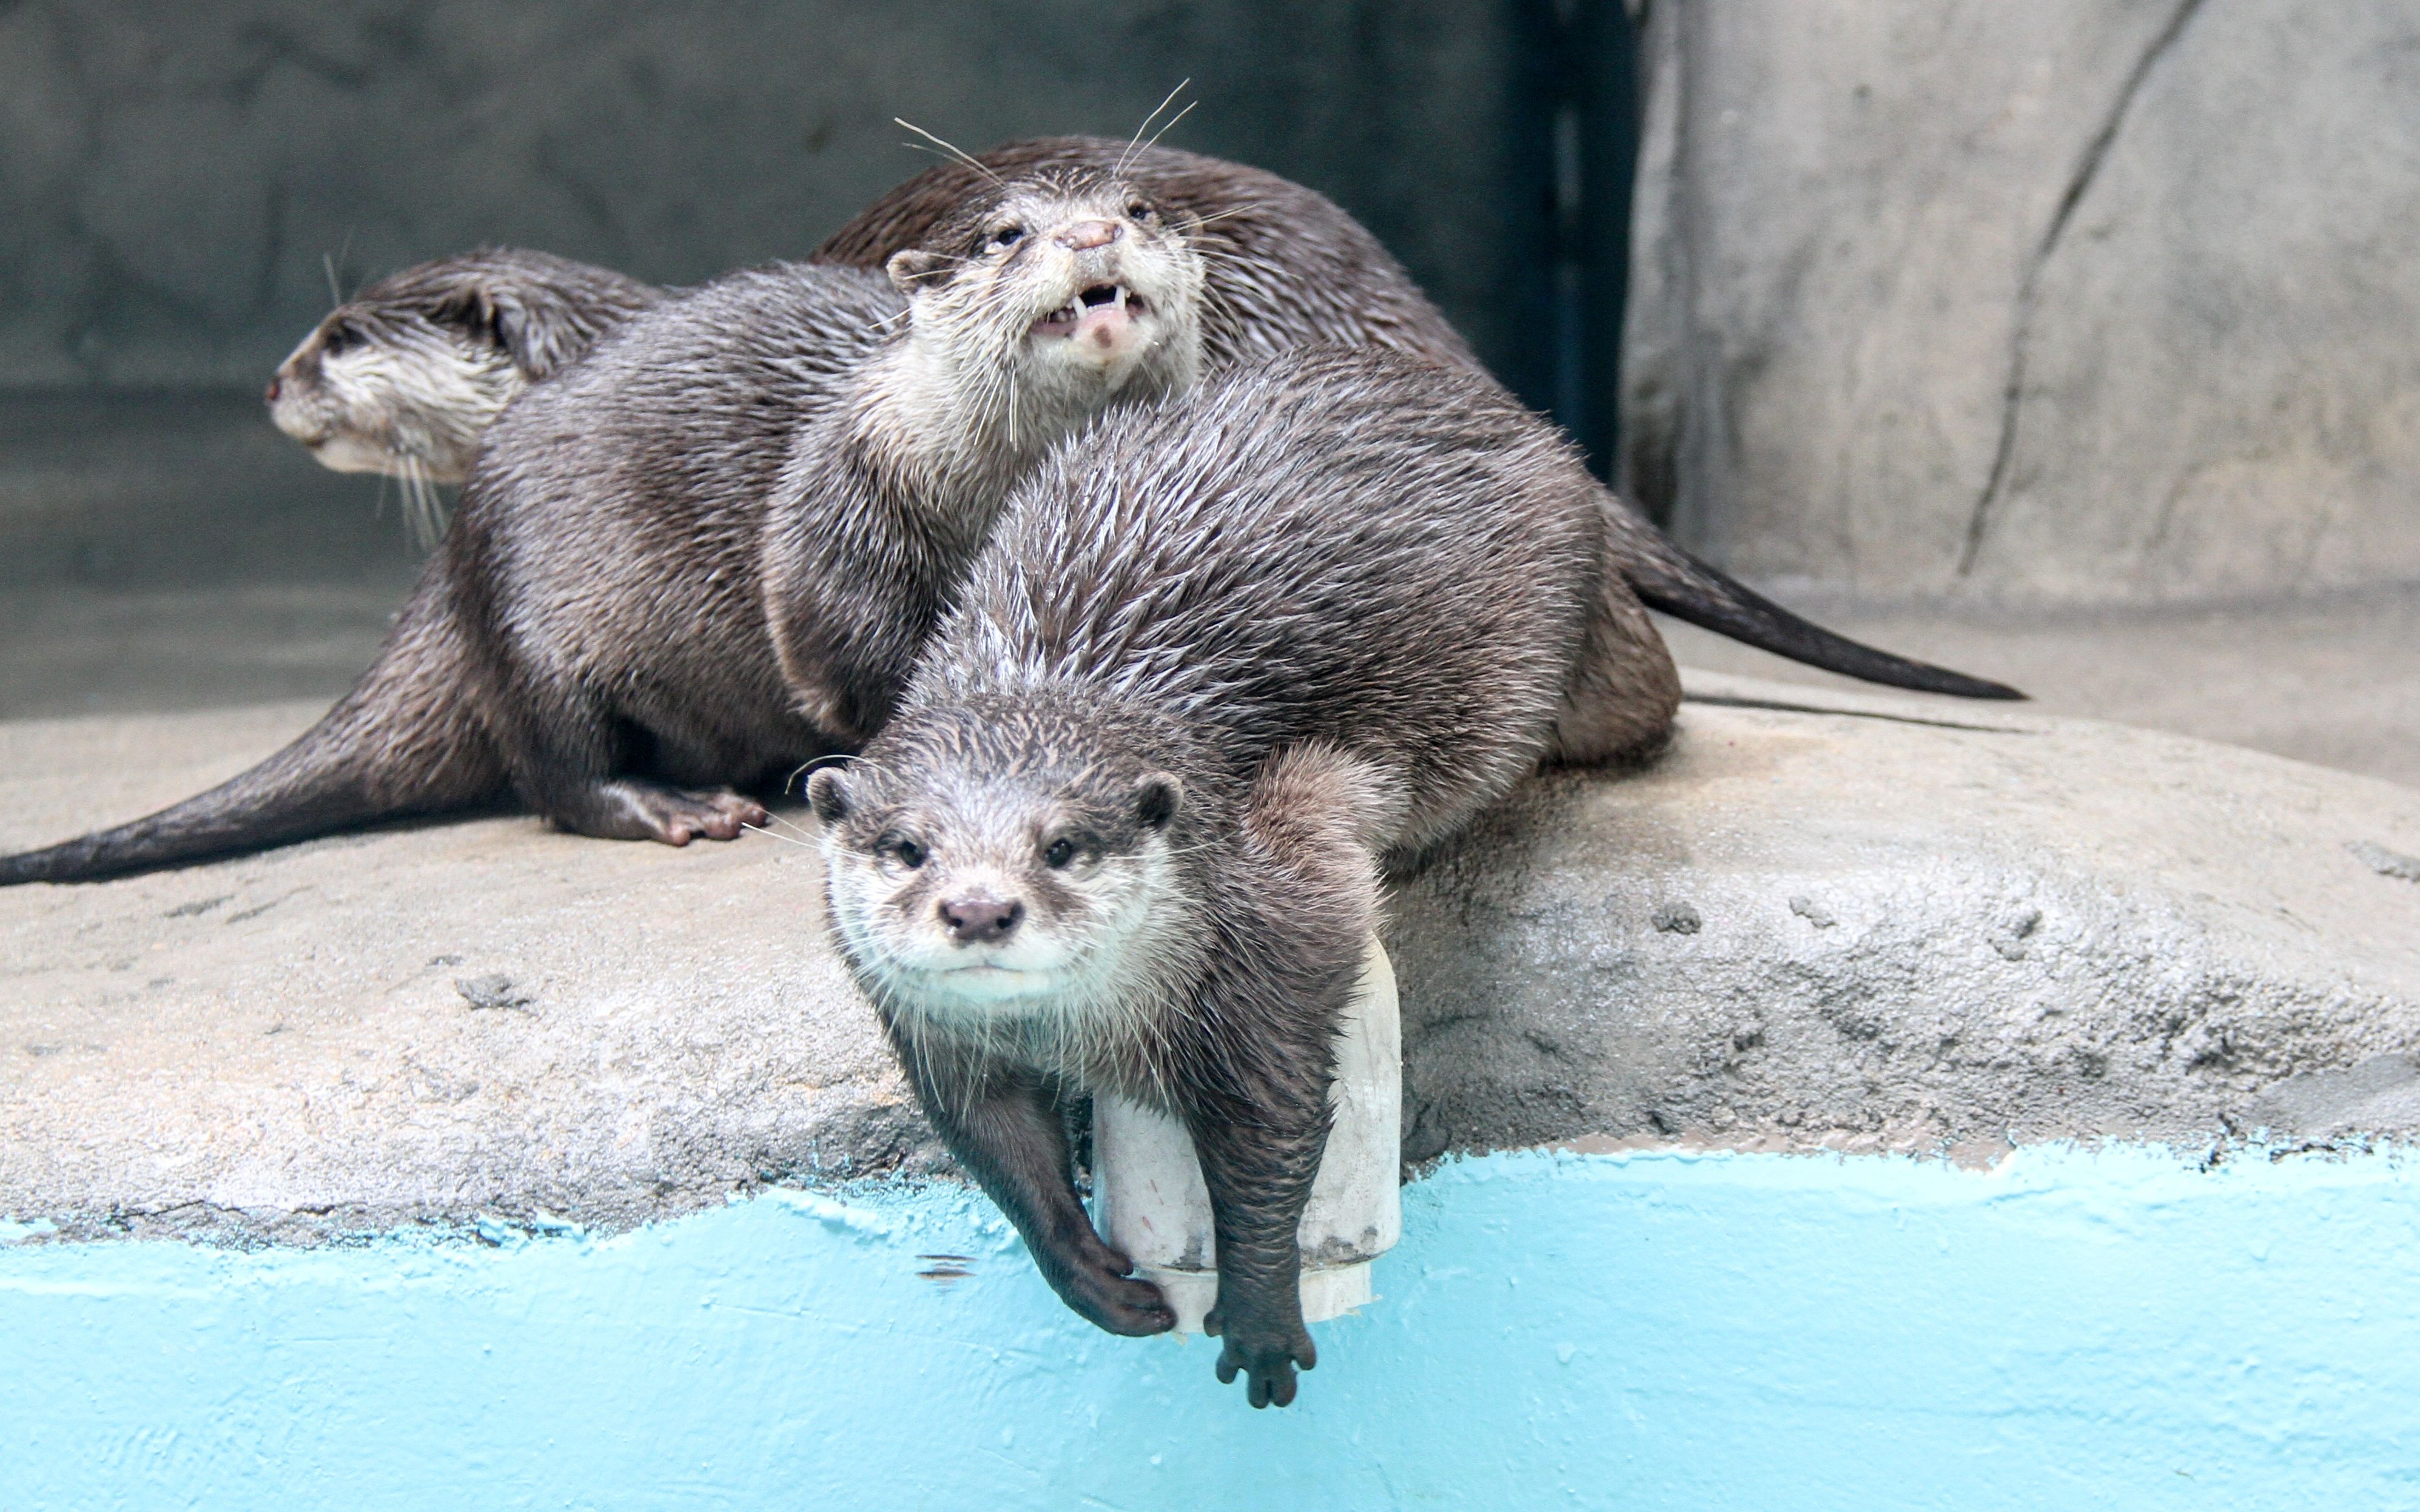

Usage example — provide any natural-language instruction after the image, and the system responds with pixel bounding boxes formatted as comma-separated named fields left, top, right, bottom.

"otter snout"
left=939, top=895, right=1024, bottom=944
left=1055, top=219, right=1122, bottom=251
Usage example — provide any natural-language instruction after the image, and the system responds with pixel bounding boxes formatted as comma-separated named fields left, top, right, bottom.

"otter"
left=811, top=346, right=1652, bottom=1407
left=267, top=249, right=664, bottom=545
left=821, top=136, right=2019, bottom=702
left=264, top=141, right=2010, bottom=700
left=0, top=162, right=1205, bottom=883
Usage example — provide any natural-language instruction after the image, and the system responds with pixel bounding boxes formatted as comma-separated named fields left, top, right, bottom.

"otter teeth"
left=1041, top=285, right=1136, bottom=330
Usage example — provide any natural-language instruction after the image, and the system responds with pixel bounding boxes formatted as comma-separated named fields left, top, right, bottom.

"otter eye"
left=1043, top=838, right=1077, bottom=870
left=984, top=225, right=1025, bottom=254
left=888, top=838, right=927, bottom=869
left=1127, top=201, right=1157, bottom=223
left=320, top=323, right=356, bottom=356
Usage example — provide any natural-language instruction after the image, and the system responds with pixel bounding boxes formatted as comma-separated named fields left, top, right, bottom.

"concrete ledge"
left=1396, top=674, right=2420, bottom=1161
left=4, top=673, right=2418, bottom=1242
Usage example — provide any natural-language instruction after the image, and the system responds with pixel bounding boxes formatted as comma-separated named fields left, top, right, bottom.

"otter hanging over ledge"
left=813, top=345, right=1663, bottom=1406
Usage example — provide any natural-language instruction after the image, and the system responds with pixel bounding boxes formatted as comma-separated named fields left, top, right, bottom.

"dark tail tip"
left=1636, top=553, right=2026, bottom=702
left=0, top=840, right=118, bottom=887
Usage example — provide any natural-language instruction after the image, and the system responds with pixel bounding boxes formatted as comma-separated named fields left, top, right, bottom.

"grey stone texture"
left=1622, top=0, right=2420, bottom=603
left=0, top=1, right=1557, bottom=406
left=5, top=672, right=2416, bottom=1243
left=1648, top=585, right=2420, bottom=792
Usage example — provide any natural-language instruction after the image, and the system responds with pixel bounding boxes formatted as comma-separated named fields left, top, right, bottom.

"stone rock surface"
left=1622, top=0, right=2420, bottom=603
left=3, top=672, right=2418, bottom=1242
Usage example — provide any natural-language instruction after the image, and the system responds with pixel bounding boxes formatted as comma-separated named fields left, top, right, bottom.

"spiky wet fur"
left=813, top=348, right=1644, bottom=1406
left=0, top=167, right=1203, bottom=885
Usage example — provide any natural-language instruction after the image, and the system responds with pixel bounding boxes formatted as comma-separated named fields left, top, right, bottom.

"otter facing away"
left=812, top=346, right=1664, bottom=1406
left=0, top=162, right=1205, bottom=884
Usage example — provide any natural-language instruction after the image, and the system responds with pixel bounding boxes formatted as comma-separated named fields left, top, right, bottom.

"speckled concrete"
left=5, top=671, right=2416, bottom=1243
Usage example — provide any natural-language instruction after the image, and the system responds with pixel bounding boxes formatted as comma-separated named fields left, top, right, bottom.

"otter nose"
left=263, top=376, right=282, bottom=404
left=939, top=896, right=1024, bottom=945
left=1055, top=219, right=1122, bottom=251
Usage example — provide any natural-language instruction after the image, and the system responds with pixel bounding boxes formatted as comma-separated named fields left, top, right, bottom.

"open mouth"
left=1033, top=283, right=1147, bottom=337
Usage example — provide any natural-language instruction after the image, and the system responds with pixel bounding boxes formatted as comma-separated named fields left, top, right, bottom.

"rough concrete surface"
left=1650, top=583, right=2420, bottom=792
left=4, top=671, right=2417, bottom=1243
left=1624, top=0, right=2420, bottom=602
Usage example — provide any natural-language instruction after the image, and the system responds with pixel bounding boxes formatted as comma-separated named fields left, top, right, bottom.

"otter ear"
left=885, top=247, right=944, bottom=293
left=807, top=768, right=850, bottom=824
left=1135, top=773, right=1183, bottom=832
left=432, top=286, right=508, bottom=348
left=482, top=289, right=565, bottom=378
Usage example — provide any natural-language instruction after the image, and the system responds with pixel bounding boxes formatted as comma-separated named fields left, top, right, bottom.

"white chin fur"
left=898, top=962, right=1074, bottom=1008
left=308, top=435, right=406, bottom=476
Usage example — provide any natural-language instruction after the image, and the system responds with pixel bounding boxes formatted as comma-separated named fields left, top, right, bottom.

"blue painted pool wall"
left=7, top=1146, right=2418, bottom=1510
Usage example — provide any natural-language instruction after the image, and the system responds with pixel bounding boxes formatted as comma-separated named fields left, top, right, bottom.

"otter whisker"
left=896, top=119, right=1002, bottom=184
left=787, top=751, right=865, bottom=793
left=758, top=811, right=822, bottom=844
left=1119, top=79, right=1194, bottom=176
left=1180, top=202, right=1270, bottom=230
left=1132, top=99, right=1198, bottom=163
left=741, top=821, right=814, bottom=849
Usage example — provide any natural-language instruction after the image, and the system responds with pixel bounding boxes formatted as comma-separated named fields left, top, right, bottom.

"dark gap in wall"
left=1509, top=0, right=1639, bottom=485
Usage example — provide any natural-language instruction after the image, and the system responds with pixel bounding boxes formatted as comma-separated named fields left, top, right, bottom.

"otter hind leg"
left=1549, top=570, right=1682, bottom=768
left=483, top=668, right=769, bottom=846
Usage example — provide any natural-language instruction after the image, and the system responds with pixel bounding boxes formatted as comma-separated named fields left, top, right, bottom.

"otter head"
left=809, top=705, right=1196, bottom=1042
left=882, top=166, right=1208, bottom=448
left=267, top=283, right=526, bottom=487
left=266, top=250, right=648, bottom=491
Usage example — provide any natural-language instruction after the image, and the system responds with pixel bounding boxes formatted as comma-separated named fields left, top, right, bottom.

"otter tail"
left=1599, top=491, right=2025, bottom=701
left=0, top=591, right=505, bottom=886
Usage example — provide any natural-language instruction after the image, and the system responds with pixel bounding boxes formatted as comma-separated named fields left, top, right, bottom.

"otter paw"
left=1057, top=1247, right=1176, bottom=1337
left=1205, top=1306, right=1317, bottom=1409
left=630, top=786, right=770, bottom=846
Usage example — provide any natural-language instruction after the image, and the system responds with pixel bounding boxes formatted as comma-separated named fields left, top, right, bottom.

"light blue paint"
left=8, top=1146, right=2420, bottom=1510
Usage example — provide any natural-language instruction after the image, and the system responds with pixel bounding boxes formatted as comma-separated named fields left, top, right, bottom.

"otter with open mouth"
left=0, top=162, right=1204, bottom=883
left=813, top=345, right=1652, bottom=1407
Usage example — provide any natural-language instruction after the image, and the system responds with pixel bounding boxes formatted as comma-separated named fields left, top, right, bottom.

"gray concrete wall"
left=0, top=1, right=1545, bottom=400
left=1622, top=0, right=2420, bottom=605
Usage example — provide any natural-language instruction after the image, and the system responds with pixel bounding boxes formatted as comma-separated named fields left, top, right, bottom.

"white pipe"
left=1092, top=937, right=1402, bottom=1335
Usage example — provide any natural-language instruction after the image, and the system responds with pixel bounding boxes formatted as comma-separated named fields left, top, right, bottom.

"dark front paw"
left=1052, top=1243, right=1175, bottom=1337
left=1205, top=1302, right=1317, bottom=1408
